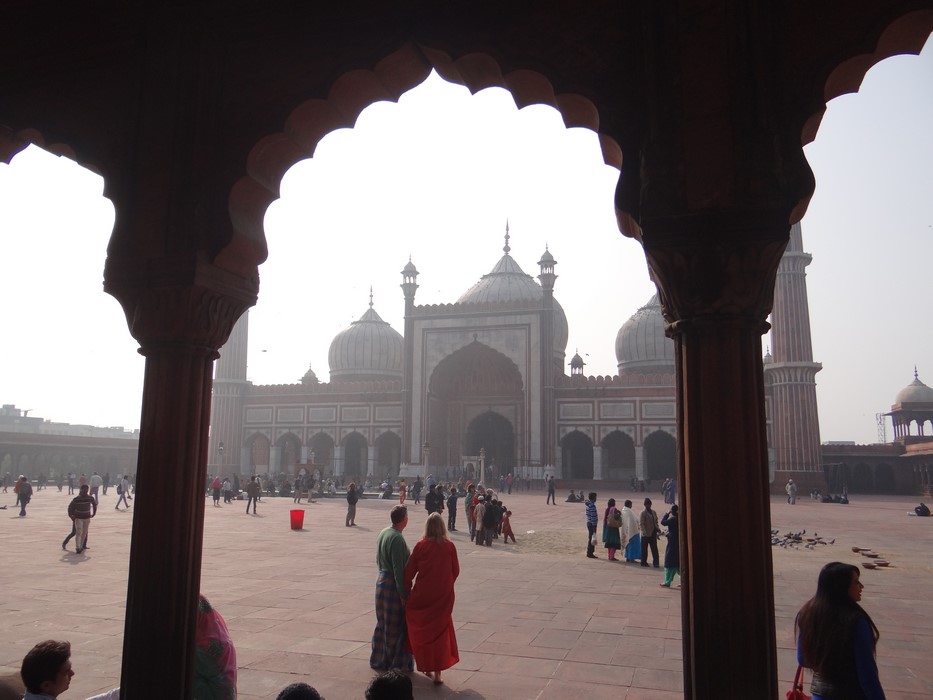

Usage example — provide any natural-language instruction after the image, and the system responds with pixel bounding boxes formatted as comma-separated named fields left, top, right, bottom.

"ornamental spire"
left=503, top=219, right=511, bottom=255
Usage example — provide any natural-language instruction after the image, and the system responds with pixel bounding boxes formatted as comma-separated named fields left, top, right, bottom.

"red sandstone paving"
left=0, top=490, right=931, bottom=698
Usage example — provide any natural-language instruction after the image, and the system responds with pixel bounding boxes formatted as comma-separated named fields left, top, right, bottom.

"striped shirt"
left=585, top=499, right=598, bottom=526
left=68, top=494, right=97, bottom=520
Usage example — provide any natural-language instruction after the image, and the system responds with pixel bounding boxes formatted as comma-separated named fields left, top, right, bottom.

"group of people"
left=370, top=505, right=460, bottom=687
left=582, top=493, right=681, bottom=587
left=461, top=483, right=515, bottom=546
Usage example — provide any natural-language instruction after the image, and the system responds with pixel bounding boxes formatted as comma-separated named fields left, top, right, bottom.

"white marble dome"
left=894, top=370, right=933, bottom=405
left=615, top=294, right=674, bottom=373
left=457, top=251, right=569, bottom=357
left=328, top=301, right=403, bottom=382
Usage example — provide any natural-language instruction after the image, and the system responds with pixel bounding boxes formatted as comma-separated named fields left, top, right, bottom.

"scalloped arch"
left=802, top=12, right=933, bottom=146
left=793, top=12, right=933, bottom=223
left=230, top=42, right=625, bottom=264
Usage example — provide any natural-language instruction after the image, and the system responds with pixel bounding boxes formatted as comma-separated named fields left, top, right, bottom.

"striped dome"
left=457, top=252, right=569, bottom=358
left=328, top=303, right=403, bottom=382
left=615, top=294, right=674, bottom=374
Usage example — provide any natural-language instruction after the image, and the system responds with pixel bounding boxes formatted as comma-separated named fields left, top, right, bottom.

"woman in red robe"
left=404, top=512, right=460, bottom=685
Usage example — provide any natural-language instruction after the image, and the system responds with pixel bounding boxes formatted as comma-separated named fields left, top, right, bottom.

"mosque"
left=208, top=222, right=841, bottom=492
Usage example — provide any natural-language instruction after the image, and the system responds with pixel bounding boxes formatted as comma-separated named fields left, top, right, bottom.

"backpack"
left=117, top=483, right=124, bottom=494
left=608, top=509, right=622, bottom=528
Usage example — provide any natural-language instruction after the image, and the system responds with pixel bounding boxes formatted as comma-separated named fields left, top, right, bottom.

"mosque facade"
left=208, top=223, right=830, bottom=491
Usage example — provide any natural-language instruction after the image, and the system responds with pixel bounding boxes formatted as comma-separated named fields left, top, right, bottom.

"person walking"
left=398, top=480, right=407, bottom=505
left=67, top=484, right=97, bottom=553
left=210, top=476, right=222, bottom=506
left=602, top=498, right=622, bottom=561
left=88, top=471, right=103, bottom=505
left=245, top=476, right=260, bottom=514
left=404, top=512, right=459, bottom=686
left=346, top=481, right=359, bottom=526
left=639, top=497, right=660, bottom=568
left=795, top=562, right=885, bottom=699
left=370, top=505, right=414, bottom=673
left=17, top=475, right=33, bottom=516
left=786, top=478, right=798, bottom=505
left=659, top=504, right=680, bottom=587
left=584, top=492, right=599, bottom=558
left=115, top=475, right=131, bottom=510
left=545, top=475, right=556, bottom=505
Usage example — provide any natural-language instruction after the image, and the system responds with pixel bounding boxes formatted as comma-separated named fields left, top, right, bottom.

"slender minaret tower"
left=537, top=240, right=557, bottom=470
left=765, top=222, right=823, bottom=488
left=400, top=257, right=419, bottom=464
left=209, top=311, right=250, bottom=477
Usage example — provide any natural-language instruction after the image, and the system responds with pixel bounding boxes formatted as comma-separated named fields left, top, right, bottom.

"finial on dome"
left=503, top=220, right=511, bottom=255
left=369, top=286, right=374, bottom=308
left=915, top=365, right=919, bottom=380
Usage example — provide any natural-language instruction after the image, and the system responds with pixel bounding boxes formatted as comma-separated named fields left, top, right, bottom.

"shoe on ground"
left=586, top=554, right=598, bottom=559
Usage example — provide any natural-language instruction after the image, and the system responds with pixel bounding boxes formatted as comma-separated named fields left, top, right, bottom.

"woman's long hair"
left=423, top=512, right=449, bottom=542
left=795, top=562, right=879, bottom=676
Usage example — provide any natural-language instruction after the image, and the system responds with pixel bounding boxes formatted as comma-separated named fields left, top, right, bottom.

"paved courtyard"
left=1, top=487, right=932, bottom=699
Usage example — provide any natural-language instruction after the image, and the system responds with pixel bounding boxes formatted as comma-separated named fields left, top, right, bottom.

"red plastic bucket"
left=289, top=509, right=305, bottom=530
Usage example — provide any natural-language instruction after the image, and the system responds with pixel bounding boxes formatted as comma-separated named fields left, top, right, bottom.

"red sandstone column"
left=107, top=281, right=251, bottom=699
left=645, top=225, right=787, bottom=699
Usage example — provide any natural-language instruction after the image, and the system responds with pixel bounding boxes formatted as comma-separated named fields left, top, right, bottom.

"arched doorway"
left=561, top=430, right=594, bottom=480
left=342, top=432, right=368, bottom=478
left=644, top=430, right=676, bottom=481
left=428, top=342, right=524, bottom=470
left=308, top=432, right=335, bottom=471
left=375, top=431, right=401, bottom=477
left=875, top=463, right=896, bottom=493
left=851, top=462, right=872, bottom=492
left=602, top=430, right=636, bottom=481
left=247, top=433, right=270, bottom=475
left=276, top=432, right=301, bottom=475
left=465, top=411, right=515, bottom=478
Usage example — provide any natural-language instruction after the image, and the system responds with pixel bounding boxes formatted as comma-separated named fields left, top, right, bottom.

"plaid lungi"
left=370, top=571, right=414, bottom=671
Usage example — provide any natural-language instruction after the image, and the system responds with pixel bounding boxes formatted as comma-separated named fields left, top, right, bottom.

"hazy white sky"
left=1, top=36, right=930, bottom=445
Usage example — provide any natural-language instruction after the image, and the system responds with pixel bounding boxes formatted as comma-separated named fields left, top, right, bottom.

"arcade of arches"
left=5, top=4, right=933, bottom=698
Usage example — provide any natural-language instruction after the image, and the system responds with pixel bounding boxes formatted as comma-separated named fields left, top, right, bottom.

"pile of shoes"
left=853, top=546, right=891, bottom=569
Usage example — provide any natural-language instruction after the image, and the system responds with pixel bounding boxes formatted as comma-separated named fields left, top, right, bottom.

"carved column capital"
left=640, top=213, right=790, bottom=332
left=105, top=257, right=258, bottom=355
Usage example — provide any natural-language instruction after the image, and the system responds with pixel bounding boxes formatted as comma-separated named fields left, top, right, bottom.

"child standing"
left=502, top=509, right=516, bottom=543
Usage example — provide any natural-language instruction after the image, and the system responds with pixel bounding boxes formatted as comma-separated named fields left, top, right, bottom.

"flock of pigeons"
left=770, top=528, right=892, bottom=569
left=770, top=528, right=835, bottom=550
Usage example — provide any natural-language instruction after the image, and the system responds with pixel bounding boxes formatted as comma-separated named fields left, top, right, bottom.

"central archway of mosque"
left=427, top=342, right=523, bottom=474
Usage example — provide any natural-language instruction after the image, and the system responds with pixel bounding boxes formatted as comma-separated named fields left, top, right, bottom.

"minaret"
left=400, top=257, right=419, bottom=464
left=538, top=241, right=557, bottom=471
left=765, top=222, right=823, bottom=489
left=210, top=310, right=249, bottom=477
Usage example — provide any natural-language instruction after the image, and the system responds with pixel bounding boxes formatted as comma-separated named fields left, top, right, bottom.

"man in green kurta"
left=370, top=505, right=414, bottom=671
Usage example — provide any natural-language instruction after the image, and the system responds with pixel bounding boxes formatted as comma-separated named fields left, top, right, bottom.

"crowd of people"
left=574, top=491, right=681, bottom=589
